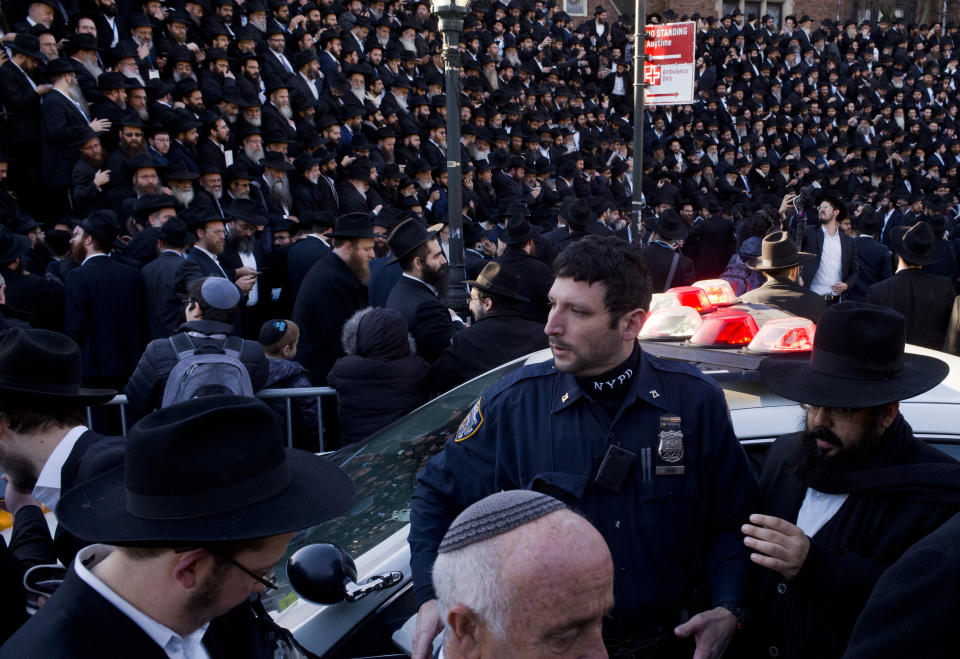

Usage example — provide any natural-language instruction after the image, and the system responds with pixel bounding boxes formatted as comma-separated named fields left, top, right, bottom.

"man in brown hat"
left=740, top=231, right=828, bottom=322
left=428, top=262, right=548, bottom=391
left=744, top=302, right=960, bottom=658
left=868, top=221, right=956, bottom=350
left=0, top=328, right=123, bottom=566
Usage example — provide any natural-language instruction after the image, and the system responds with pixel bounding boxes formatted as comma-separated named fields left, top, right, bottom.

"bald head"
left=435, top=499, right=612, bottom=659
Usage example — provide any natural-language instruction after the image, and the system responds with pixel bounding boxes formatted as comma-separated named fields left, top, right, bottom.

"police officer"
left=409, top=236, right=757, bottom=659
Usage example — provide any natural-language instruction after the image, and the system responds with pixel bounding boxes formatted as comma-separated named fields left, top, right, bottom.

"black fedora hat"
left=76, top=210, right=121, bottom=247
left=7, top=33, right=44, bottom=60
left=890, top=221, right=940, bottom=266
left=0, top=225, right=30, bottom=263
left=758, top=302, right=949, bottom=408
left=134, top=193, right=179, bottom=218
left=814, top=192, right=848, bottom=221
left=387, top=218, right=438, bottom=264
left=650, top=209, right=689, bottom=241
left=327, top=212, right=378, bottom=240
left=224, top=198, right=266, bottom=226
left=0, top=329, right=116, bottom=404
left=747, top=231, right=817, bottom=271
left=261, top=150, right=294, bottom=171
left=466, top=262, right=529, bottom=302
left=564, top=198, right=595, bottom=228
left=499, top=214, right=541, bottom=245
left=299, top=210, right=337, bottom=230
left=462, top=220, right=487, bottom=244
left=45, top=57, right=79, bottom=77
left=56, top=396, right=355, bottom=545
left=157, top=217, right=194, bottom=247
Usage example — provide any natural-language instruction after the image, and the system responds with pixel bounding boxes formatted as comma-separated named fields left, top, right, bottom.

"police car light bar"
left=746, top=317, right=816, bottom=354
left=664, top=286, right=717, bottom=313
left=688, top=308, right=760, bottom=347
left=638, top=306, right=704, bottom=340
left=691, top=279, right=740, bottom=307
left=649, top=292, right=681, bottom=313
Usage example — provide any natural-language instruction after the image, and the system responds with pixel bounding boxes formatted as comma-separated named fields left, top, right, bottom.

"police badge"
left=455, top=397, right=484, bottom=442
left=656, top=416, right=685, bottom=475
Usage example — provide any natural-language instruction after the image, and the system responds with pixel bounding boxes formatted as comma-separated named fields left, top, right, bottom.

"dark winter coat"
left=261, top=357, right=319, bottom=451
left=327, top=307, right=428, bottom=445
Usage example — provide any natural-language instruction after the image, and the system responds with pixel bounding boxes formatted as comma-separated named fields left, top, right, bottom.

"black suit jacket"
left=428, top=311, right=548, bottom=391
left=0, top=61, right=42, bottom=147
left=65, top=255, right=148, bottom=380
left=197, top=136, right=228, bottom=171
left=337, top=182, right=372, bottom=214
left=41, top=89, right=91, bottom=186
left=848, top=236, right=892, bottom=302
left=739, top=277, right=828, bottom=323
left=642, top=242, right=696, bottom=292
left=0, top=565, right=272, bottom=659
left=868, top=268, right=956, bottom=350
left=142, top=250, right=188, bottom=340
left=799, top=225, right=859, bottom=294
left=2, top=267, right=65, bottom=332
left=286, top=235, right=329, bottom=300
left=292, top=250, right=367, bottom=384
left=385, top=275, right=461, bottom=363
left=495, top=247, right=554, bottom=323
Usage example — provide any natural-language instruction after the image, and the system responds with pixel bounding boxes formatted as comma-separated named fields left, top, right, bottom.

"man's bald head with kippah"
left=433, top=491, right=613, bottom=659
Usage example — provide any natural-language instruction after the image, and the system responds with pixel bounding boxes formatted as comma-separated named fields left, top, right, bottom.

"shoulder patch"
left=455, top=397, right=484, bottom=442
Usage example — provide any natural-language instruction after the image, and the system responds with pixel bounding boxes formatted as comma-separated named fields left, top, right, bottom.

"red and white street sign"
left=643, top=21, right=695, bottom=105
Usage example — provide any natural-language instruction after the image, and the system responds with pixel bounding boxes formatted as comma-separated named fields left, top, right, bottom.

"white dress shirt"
left=810, top=226, right=843, bottom=296
left=32, top=425, right=88, bottom=508
left=796, top=488, right=849, bottom=537
left=76, top=545, right=211, bottom=659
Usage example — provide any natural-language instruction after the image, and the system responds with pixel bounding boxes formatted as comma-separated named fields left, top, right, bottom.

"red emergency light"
left=689, top=309, right=760, bottom=347
left=665, top=286, right=716, bottom=313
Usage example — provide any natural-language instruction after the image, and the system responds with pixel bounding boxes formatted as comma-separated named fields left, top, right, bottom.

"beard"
left=244, top=114, right=262, bottom=128
left=421, top=259, right=449, bottom=297
left=121, top=142, right=148, bottom=159
left=399, top=36, right=417, bottom=54
left=392, top=91, right=408, bottom=111
left=224, top=108, right=239, bottom=124
left=350, top=86, right=365, bottom=103
left=483, top=69, right=499, bottom=91
left=373, top=240, right=389, bottom=258
left=277, top=103, right=293, bottom=120
left=66, top=81, right=91, bottom=117
left=229, top=233, right=254, bottom=255
left=268, top=175, right=292, bottom=209
left=80, top=58, right=103, bottom=79
left=203, top=185, right=222, bottom=201
left=347, top=247, right=371, bottom=283
left=791, top=415, right=887, bottom=491
left=83, top=151, right=107, bottom=169
left=243, top=144, right=265, bottom=162
left=249, top=16, right=267, bottom=32
left=0, top=445, right=39, bottom=492
left=71, top=239, right=88, bottom=264
left=170, top=186, right=195, bottom=207
left=172, top=71, right=198, bottom=84
left=134, top=181, right=160, bottom=196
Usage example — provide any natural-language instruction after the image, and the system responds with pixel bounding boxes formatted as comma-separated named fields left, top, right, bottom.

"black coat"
left=494, top=247, right=554, bottom=322
left=64, top=255, right=148, bottom=380
left=141, top=250, right=187, bottom=340
left=841, top=511, right=960, bottom=659
left=868, top=268, right=955, bottom=350
left=291, top=250, right=368, bottom=385
left=285, top=235, right=330, bottom=301
left=642, top=242, right=696, bottom=292
left=747, top=420, right=960, bottom=659
left=800, top=225, right=859, bottom=293
left=385, top=275, right=462, bottom=363
left=847, top=236, right=892, bottom=302
left=427, top=311, right=548, bottom=392
left=197, top=136, right=228, bottom=171
left=0, top=566, right=274, bottom=659
left=41, top=89, right=91, bottom=186
left=326, top=308, right=428, bottom=444
left=124, top=319, right=269, bottom=419
left=739, top=277, right=828, bottom=323
left=0, top=61, right=42, bottom=147
left=2, top=267, right=64, bottom=331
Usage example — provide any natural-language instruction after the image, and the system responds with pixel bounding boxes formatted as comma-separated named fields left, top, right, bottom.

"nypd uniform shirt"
left=409, top=345, right=758, bottom=636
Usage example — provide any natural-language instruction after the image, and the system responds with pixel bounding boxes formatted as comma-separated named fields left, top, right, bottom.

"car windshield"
left=262, top=358, right=530, bottom=613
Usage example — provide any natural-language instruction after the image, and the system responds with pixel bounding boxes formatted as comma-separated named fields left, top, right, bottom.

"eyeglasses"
left=213, top=551, right=278, bottom=591
left=799, top=403, right=863, bottom=423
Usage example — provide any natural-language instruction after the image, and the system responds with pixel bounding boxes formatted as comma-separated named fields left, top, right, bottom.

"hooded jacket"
left=327, top=308, right=428, bottom=444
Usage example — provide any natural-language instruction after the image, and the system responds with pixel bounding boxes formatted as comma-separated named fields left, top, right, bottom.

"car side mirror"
left=287, top=543, right=403, bottom=605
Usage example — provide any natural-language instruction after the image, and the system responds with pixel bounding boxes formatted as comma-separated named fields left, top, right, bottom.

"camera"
left=794, top=184, right=819, bottom=208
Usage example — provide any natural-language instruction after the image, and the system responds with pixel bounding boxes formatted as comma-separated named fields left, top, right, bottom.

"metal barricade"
left=93, top=387, right=338, bottom=450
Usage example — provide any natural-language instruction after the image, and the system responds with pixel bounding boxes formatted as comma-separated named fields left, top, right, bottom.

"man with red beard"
left=292, top=212, right=376, bottom=385
left=72, top=129, right=112, bottom=213
left=385, top=218, right=463, bottom=363
left=744, top=302, right=960, bottom=659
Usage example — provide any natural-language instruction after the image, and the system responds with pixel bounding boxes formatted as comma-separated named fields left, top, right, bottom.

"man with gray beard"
left=261, top=151, right=295, bottom=218
left=164, top=162, right=199, bottom=208
left=65, top=34, right=103, bottom=102
left=262, top=85, right=298, bottom=145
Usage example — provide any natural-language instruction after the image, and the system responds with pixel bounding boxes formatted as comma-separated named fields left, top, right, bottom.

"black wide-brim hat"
left=387, top=218, right=438, bottom=264
left=650, top=209, right=689, bottom=241
left=758, top=302, right=948, bottom=408
left=57, top=396, right=356, bottom=544
left=327, top=212, right=379, bottom=240
left=0, top=226, right=30, bottom=263
left=890, top=221, right=940, bottom=266
left=0, top=329, right=116, bottom=405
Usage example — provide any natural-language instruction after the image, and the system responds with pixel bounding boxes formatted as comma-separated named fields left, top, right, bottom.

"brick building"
left=566, top=0, right=960, bottom=29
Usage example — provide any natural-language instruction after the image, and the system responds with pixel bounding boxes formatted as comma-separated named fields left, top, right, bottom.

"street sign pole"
left=630, top=0, right=646, bottom=245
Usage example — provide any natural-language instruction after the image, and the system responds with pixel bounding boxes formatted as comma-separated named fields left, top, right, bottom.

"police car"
left=272, top=281, right=960, bottom=657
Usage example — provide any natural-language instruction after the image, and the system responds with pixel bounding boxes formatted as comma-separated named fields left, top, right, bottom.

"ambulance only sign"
left=644, top=21, right=696, bottom=105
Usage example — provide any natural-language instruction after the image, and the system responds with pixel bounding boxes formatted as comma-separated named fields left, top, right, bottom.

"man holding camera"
left=799, top=193, right=859, bottom=305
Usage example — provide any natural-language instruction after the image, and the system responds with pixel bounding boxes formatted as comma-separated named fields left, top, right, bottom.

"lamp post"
left=431, top=0, right=471, bottom=317
left=631, top=0, right=647, bottom=244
